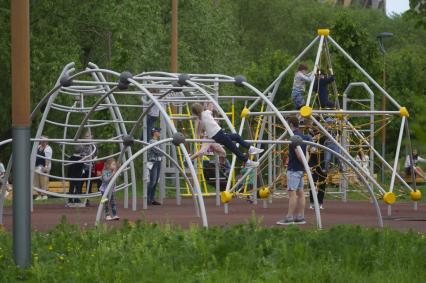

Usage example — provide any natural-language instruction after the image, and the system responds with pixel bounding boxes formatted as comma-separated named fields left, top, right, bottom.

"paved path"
left=2, top=198, right=425, bottom=232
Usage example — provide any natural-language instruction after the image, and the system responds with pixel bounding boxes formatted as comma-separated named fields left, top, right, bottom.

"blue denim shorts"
left=287, top=170, right=304, bottom=190
left=291, top=89, right=305, bottom=109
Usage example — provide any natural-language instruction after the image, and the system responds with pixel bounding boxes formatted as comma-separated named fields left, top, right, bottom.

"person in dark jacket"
left=146, top=128, right=164, bottom=205
left=67, top=146, right=84, bottom=204
left=313, top=69, right=335, bottom=108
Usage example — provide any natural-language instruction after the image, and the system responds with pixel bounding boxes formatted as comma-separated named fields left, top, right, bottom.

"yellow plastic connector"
left=300, top=106, right=312, bottom=118
left=410, top=190, right=422, bottom=201
left=258, top=187, right=270, bottom=199
left=336, top=109, right=345, bottom=120
left=317, top=29, right=330, bottom=37
left=220, top=191, right=233, bottom=204
left=383, top=192, right=396, bottom=205
left=241, top=107, right=250, bottom=118
left=399, top=107, right=409, bottom=118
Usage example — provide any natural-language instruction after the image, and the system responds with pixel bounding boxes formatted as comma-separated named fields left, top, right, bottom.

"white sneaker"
left=276, top=218, right=294, bottom=225
left=309, top=204, right=314, bottom=209
left=245, top=159, right=259, bottom=168
left=320, top=204, right=324, bottom=210
left=106, top=215, right=113, bottom=221
left=41, top=195, right=48, bottom=200
left=113, top=215, right=120, bottom=220
left=35, top=195, right=42, bottom=201
left=248, top=146, right=264, bottom=155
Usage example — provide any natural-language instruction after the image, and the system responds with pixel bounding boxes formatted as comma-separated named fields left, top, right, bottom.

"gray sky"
left=386, top=0, right=410, bottom=15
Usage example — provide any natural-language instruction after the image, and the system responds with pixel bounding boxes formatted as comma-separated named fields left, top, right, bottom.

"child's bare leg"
left=191, top=143, right=210, bottom=161
left=287, top=190, right=297, bottom=219
left=415, top=167, right=426, bottom=179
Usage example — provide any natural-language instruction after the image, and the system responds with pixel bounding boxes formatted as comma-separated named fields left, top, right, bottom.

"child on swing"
left=190, top=103, right=263, bottom=168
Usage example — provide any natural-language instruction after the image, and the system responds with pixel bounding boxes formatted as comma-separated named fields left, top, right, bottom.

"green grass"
left=1, top=219, right=425, bottom=282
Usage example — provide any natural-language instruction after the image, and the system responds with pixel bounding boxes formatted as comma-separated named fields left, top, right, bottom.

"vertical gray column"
left=11, top=0, right=31, bottom=268
left=12, top=128, right=31, bottom=268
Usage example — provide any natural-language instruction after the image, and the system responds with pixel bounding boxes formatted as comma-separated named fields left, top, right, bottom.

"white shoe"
left=245, top=159, right=259, bottom=168
left=113, top=215, right=120, bottom=220
left=35, top=195, right=42, bottom=201
left=41, top=195, right=48, bottom=200
left=276, top=218, right=294, bottom=225
left=309, top=204, right=314, bottom=209
left=106, top=215, right=113, bottom=221
left=248, top=146, right=264, bottom=155
left=320, top=204, right=324, bottom=210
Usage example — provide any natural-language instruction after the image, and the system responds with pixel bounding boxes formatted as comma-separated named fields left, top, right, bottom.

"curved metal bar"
left=73, top=86, right=118, bottom=140
left=32, top=183, right=129, bottom=199
left=30, top=62, right=75, bottom=119
left=89, top=63, right=138, bottom=210
left=95, top=139, right=172, bottom=223
left=133, top=140, right=200, bottom=216
left=0, top=139, right=12, bottom=147
left=128, top=78, right=208, bottom=227
left=46, top=119, right=110, bottom=128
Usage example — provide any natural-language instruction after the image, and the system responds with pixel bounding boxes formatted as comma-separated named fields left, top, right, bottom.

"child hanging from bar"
left=291, top=63, right=314, bottom=110
left=190, top=102, right=263, bottom=168
left=190, top=102, right=227, bottom=165
left=100, top=158, right=120, bottom=221
left=313, top=68, right=335, bottom=108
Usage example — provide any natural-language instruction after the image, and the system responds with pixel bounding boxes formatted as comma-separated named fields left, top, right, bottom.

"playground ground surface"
left=2, top=197, right=425, bottom=233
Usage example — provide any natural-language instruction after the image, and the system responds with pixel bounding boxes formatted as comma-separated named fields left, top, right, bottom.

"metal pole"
left=171, top=0, right=178, bottom=73
left=389, top=117, right=405, bottom=193
left=381, top=54, right=386, bottom=183
left=11, top=0, right=31, bottom=268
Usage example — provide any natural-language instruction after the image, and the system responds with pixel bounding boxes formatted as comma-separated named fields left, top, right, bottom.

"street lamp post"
left=171, top=0, right=178, bottom=73
left=376, top=32, right=393, bottom=184
left=11, top=0, right=31, bottom=268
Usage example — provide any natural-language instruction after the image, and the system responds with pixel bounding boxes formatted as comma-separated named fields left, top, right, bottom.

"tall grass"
left=0, top=218, right=425, bottom=282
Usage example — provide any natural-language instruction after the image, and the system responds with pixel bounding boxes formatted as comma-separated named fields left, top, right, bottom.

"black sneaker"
left=294, top=217, right=306, bottom=224
left=151, top=200, right=161, bottom=205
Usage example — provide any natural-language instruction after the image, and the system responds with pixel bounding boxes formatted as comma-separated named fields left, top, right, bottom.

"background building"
left=319, top=0, right=386, bottom=11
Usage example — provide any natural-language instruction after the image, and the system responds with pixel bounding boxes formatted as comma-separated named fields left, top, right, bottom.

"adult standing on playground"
left=34, top=136, right=52, bottom=200
left=81, top=131, right=97, bottom=205
left=277, top=117, right=311, bottom=225
left=147, top=127, right=164, bottom=205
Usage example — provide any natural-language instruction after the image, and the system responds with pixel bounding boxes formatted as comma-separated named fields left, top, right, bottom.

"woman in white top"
left=191, top=103, right=263, bottom=168
left=404, top=149, right=426, bottom=180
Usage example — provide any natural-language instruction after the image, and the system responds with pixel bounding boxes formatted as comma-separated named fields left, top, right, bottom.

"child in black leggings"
left=191, top=103, right=263, bottom=168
